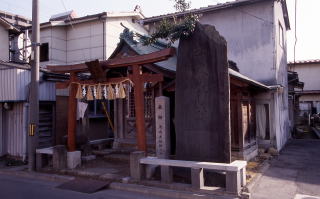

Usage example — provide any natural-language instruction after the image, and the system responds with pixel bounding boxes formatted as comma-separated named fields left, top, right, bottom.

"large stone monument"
left=175, top=23, right=231, bottom=163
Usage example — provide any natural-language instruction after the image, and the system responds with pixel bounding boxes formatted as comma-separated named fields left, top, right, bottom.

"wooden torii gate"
left=47, top=48, right=175, bottom=152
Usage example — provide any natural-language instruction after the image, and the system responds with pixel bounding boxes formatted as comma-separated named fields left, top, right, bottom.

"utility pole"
left=28, top=0, right=40, bottom=171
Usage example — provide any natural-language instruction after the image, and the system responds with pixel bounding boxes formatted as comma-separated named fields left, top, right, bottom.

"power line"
left=294, top=0, right=298, bottom=65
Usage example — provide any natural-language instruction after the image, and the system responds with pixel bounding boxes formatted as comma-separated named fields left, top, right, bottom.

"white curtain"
left=256, top=104, right=267, bottom=139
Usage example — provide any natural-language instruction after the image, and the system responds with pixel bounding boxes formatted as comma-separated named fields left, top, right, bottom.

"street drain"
left=56, top=178, right=111, bottom=193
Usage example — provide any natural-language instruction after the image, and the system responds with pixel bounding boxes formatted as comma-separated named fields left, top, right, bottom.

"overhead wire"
left=60, top=0, right=88, bottom=62
left=294, top=0, right=298, bottom=66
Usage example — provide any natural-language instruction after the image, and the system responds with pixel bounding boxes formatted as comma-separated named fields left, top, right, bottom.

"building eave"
left=141, top=0, right=275, bottom=24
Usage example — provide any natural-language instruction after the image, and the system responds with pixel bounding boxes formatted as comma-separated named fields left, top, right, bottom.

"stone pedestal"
left=53, top=145, right=67, bottom=169
left=67, top=151, right=81, bottom=169
left=175, top=23, right=231, bottom=163
left=155, top=96, right=170, bottom=159
left=130, top=151, right=145, bottom=181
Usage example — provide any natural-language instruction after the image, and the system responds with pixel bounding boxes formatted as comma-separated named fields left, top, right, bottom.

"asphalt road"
left=0, top=173, right=169, bottom=199
left=251, top=139, right=320, bottom=199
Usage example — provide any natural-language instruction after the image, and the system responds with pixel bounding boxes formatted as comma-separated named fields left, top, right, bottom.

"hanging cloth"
left=256, top=104, right=267, bottom=139
left=77, top=101, right=88, bottom=120
left=86, top=86, right=94, bottom=101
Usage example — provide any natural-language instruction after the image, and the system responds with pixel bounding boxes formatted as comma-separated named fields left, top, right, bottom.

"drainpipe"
left=101, top=15, right=107, bottom=60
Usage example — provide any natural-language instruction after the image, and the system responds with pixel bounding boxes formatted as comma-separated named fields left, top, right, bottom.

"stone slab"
left=140, top=157, right=246, bottom=171
left=67, top=151, right=81, bottom=169
left=155, top=96, right=170, bottom=159
left=175, top=22, right=231, bottom=163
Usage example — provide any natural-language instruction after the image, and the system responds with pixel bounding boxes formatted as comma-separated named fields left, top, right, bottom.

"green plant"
left=141, top=0, right=199, bottom=46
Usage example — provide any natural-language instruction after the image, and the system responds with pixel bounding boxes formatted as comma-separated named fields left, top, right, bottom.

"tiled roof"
left=115, top=28, right=177, bottom=72
left=288, top=59, right=320, bottom=65
left=0, top=60, right=30, bottom=70
left=141, top=0, right=290, bottom=29
left=114, top=28, right=270, bottom=90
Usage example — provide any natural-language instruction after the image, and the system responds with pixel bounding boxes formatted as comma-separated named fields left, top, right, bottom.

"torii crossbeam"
left=47, top=48, right=175, bottom=152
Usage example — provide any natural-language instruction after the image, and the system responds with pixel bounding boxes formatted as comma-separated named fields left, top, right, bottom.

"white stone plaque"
left=155, top=96, right=170, bottom=158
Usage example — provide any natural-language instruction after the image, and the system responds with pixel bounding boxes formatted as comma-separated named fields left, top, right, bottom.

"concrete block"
left=81, top=155, right=96, bottom=162
left=161, top=165, right=173, bottom=183
left=67, top=151, right=81, bottom=169
left=53, top=145, right=67, bottom=169
left=130, top=151, right=145, bottom=181
left=146, top=164, right=158, bottom=179
left=226, top=170, right=241, bottom=194
left=122, top=177, right=131, bottom=184
left=36, top=153, right=43, bottom=171
left=191, top=167, right=204, bottom=189
left=241, top=167, right=247, bottom=186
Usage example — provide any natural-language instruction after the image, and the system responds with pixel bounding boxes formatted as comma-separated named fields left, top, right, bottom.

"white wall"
left=40, top=16, right=147, bottom=65
left=106, top=17, right=148, bottom=58
left=40, top=26, right=67, bottom=68
left=289, top=63, right=320, bottom=91
left=0, top=26, right=9, bottom=61
left=273, top=0, right=290, bottom=150
left=146, top=1, right=290, bottom=150
left=67, top=20, right=104, bottom=64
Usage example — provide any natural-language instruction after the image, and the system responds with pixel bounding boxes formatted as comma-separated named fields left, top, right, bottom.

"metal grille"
left=127, top=88, right=153, bottom=119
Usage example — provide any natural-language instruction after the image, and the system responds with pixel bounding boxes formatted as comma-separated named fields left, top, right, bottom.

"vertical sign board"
left=155, top=96, right=170, bottom=159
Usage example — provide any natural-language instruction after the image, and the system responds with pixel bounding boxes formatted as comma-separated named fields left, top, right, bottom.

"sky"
left=0, top=0, right=319, bottom=62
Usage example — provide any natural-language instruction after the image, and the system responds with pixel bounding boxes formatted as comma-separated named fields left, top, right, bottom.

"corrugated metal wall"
left=0, top=68, right=18, bottom=101
left=0, top=67, right=56, bottom=102
left=3, top=102, right=27, bottom=160
left=39, top=81, right=56, bottom=101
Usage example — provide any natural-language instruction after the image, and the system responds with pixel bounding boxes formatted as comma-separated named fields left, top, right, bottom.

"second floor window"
left=40, top=43, right=49, bottom=62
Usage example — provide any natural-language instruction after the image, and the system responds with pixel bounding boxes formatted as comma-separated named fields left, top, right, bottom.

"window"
left=279, top=23, right=284, bottom=48
left=127, top=87, right=154, bottom=119
left=40, top=43, right=49, bottom=62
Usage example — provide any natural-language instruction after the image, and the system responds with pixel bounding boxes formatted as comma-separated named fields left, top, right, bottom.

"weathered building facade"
left=141, top=0, right=291, bottom=151
left=110, top=30, right=271, bottom=160
left=288, top=60, right=320, bottom=115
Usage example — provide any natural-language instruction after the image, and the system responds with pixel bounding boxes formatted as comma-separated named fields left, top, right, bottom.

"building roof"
left=288, top=59, right=320, bottom=65
left=111, top=28, right=270, bottom=90
left=0, top=10, right=31, bottom=28
left=229, top=68, right=269, bottom=90
left=36, top=11, right=144, bottom=29
left=141, top=0, right=290, bottom=30
left=110, top=28, right=177, bottom=72
left=0, top=60, right=30, bottom=70
left=0, top=17, right=20, bottom=32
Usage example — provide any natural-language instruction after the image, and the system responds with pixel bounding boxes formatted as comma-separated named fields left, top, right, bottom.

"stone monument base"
left=67, top=151, right=81, bottom=169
